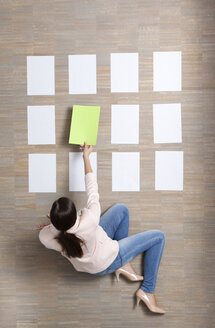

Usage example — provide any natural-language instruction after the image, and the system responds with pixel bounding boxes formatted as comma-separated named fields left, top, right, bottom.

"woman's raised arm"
left=80, top=141, right=101, bottom=220
left=80, top=141, right=93, bottom=174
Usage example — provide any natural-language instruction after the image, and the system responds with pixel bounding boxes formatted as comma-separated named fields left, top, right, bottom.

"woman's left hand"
left=37, top=221, right=51, bottom=230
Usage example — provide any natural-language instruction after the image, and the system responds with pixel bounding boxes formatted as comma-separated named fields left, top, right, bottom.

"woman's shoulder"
left=39, top=224, right=62, bottom=252
left=76, top=208, right=98, bottom=232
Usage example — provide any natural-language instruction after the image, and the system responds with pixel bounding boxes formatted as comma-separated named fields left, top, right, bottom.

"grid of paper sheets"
left=26, top=52, right=183, bottom=192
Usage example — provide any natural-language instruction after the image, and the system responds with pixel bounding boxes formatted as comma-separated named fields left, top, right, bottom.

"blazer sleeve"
left=85, top=172, right=101, bottom=223
left=38, top=224, right=62, bottom=252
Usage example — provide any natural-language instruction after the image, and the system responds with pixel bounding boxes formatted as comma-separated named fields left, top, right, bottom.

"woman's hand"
left=80, top=141, right=93, bottom=174
left=37, top=221, right=51, bottom=230
left=80, top=141, right=93, bottom=158
left=37, top=214, right=51, bottom=230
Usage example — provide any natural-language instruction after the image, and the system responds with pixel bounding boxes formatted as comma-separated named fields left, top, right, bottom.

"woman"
left=38, top=142, right=166, bottom=314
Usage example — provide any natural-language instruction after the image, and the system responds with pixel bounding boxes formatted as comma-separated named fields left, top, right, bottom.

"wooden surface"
left=0, top=0, right=215, bottom=327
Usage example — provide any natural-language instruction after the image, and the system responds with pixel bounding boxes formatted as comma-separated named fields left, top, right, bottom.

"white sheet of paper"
left=69, top=152, right=97, bottom=191
left=27, top=56, right=55, bottom=95
left=68, top=54, right=97, bottom=94
left=111, top=53, right=139, bottom=92
left=27, top=106, right=56, bottom=145
left=111, top=104, right=139, bottom=144
left=153, top=103, right=182, bottom=143
left=155, top=151, right=183, bottom=191
left=153, top=52, right=182, bottom=91
left=28, top=154, right=56, bottom=192
left=112, top=152, right=140, bottom=191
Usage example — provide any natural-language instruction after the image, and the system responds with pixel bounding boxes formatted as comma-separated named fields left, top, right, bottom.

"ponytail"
left=54, top=231, right=85, bottom=258
left=50, top=197, right=85, bottom=258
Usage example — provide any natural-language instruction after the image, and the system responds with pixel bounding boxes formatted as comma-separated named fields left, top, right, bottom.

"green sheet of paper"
left=69, top=105, right=100, bottom=145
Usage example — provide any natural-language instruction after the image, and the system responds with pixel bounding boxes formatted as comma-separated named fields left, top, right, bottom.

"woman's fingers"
left=80, top=141, right=88, bottom=149
left=38, top=221, right=51, bottom=229
left=80, top=141, right=93, bottom=154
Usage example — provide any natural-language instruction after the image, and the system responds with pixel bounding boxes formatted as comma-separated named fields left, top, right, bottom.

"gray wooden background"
left=0, top=0, right=215, bottom=327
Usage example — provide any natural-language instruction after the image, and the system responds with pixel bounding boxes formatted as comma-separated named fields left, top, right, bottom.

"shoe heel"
left=115, top=271, right=120, bottom=282
left=136, top=296, right=141, bottom=306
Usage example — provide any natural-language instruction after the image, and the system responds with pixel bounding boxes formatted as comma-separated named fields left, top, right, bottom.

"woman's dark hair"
left=50, top=197, right=84, bottom=258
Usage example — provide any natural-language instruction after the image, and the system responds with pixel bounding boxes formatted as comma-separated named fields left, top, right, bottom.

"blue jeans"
left=93, top=204, right=165, bottom=294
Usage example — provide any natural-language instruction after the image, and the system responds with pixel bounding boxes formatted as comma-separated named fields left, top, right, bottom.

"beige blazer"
left=39, top=172, right=119, bottom=274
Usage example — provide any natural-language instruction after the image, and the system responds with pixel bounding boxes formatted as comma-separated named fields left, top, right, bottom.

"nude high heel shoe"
left=115, top=262, right=144, bottom=282
left=136, top=289, right=166, bottom=314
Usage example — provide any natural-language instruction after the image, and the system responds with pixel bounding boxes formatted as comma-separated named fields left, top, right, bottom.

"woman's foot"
left=115, top=262, right=144, bottom=282
left=136, top=289, right=165, bottom=314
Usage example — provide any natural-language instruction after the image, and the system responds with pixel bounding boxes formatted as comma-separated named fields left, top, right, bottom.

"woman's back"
left=39, top=172, right=119, bottom=273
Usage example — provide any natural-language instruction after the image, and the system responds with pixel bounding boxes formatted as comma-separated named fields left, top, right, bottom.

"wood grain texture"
left=0, top=0, right=215, bottom=327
